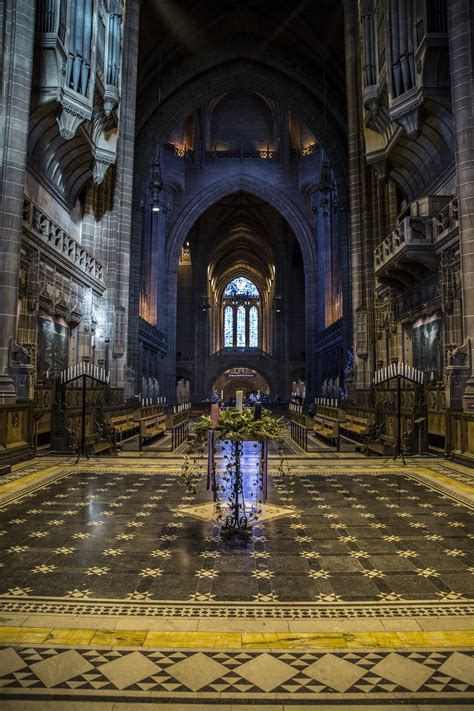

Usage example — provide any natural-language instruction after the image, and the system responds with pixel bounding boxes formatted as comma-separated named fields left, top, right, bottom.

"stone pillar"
left=161, top=266, right=179, bottom=403
left=313, top=195, right=326, bottom=335
left=337, top=204, right=353, bottom=360
left=448, top=0, right=474, bottom=410
left=344, top=0, right=375, bottom=391
left=108, top=0, right=140, bottom=394
left=0, top=0, right=35, bottom=402
left=155, top=210, right=168, bottom=329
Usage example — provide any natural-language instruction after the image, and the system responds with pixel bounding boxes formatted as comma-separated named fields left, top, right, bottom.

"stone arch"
left=160, top=175, right=317, bottom=402
left=134, top=60, right=348, bottom=204
left=205, top=363, right=274, bottom=399
left=166, top=175, right=315, bottom=271
left=388, top=103, right=455, bottom=201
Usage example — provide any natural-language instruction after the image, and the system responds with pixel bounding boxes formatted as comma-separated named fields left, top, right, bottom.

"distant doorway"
left=212, top=368, right=270, bottom=401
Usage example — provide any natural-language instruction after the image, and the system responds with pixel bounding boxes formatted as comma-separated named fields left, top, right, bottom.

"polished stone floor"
left=0, top=452, right=473, bottom=708
left=0, top=464, right=473, bottom=604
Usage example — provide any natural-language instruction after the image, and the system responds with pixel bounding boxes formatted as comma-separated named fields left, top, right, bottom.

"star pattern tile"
left=0, top=468, right=472, bottom=608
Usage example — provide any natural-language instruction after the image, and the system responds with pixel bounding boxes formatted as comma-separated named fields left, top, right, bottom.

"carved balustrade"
left=433, top=197, right=459, bottom=245
left=23, top=197, right=104, bottom=286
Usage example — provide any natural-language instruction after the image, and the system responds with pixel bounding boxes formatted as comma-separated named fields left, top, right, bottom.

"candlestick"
left=210, top=403, right=219, bottom=428
left=236, top=390, right=243, bottom=411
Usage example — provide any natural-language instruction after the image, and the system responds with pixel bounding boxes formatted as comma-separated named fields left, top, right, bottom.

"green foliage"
left=178, top=407, right=289, bottom=493
left=211, top=407, right=285, bottom=440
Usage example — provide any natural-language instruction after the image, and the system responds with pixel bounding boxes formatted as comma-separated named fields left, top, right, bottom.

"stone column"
left=161, top=267, right=179, bottom=403
left=344, top=0, right=375, bottom=391
left=448, top=0, right=474, bottom=409
left=0, top=0, right=35, bottom=402
left=155, top=209, right=168, bottom=329
left=108, top=0, right=140, bottom=394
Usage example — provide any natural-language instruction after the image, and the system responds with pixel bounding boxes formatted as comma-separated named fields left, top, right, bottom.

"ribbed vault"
left=28, top=103, right=93, bottom=205
left=389, top=102, right=454, bottom=201
left=167, top=177, right=315, bottom=271
left=135, top=0, right=348, bottom=200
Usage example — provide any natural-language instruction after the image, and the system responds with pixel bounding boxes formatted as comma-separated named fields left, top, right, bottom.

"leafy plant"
left=178, top=407, right=289, bottom=497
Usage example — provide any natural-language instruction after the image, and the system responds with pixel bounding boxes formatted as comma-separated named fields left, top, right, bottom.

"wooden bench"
left=290, top=411, right=308, bottom=428
left=85, top=433, right=113, bottom=455
left=340, top=415, right=370, bottom=441
left=313, top=414, right=339, bottom=441
left=139, top=412, right=166, bottom=440
left=107, top=413, right=138, bottom=443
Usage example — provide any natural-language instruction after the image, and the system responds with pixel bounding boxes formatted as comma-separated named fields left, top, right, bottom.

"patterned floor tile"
left=97, top=651, right=161, bottom=690
left=303, top=653, right=366, bottom=691
left=30, top=650, right=93, bottom=687
left=439, top=651, right=474, bottom=684
left=370, top=652, right=434, bottom=692
left=166, top=652, right=228, bottom=691
left=236, top=653, right=296, bottom=691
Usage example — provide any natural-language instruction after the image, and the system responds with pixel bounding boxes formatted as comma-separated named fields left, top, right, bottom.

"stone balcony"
left=374, top=196, right=459, bottom=290
left=374, top=216, right=437, bottom=289
left=22, top=197, right=105, bottom=290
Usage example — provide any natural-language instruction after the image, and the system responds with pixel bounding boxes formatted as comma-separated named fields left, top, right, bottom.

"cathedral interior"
left=0, top=0, right=474, bottom=708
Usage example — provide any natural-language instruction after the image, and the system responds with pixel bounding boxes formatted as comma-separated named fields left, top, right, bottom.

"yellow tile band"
left=0, top=465, right=61, bottom=495
left=0, top=627, right=473, bottom=649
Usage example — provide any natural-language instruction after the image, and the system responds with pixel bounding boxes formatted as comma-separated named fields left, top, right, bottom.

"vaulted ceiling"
left=135, top=0, right=347, bottom=193
left=186, top=191, right=301, bottom=299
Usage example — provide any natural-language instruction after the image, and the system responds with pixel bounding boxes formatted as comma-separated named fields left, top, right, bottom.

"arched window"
left=236, top=306, right=246, bottom=347
left=224, top=306, right=233, bottom=347
left=249, top=306, right=259, bottom=347
left=222, top=278, right=260, bottom=349
left=224, top=277, right=259, bottom=297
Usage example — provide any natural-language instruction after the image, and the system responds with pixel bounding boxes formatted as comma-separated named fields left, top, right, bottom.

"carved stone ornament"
left=389, top=89, right=423, bottom=139
left=92, top=149, right=116, bottom=185
left=9, top=340, right=31, bottom=366
left=104, top=85, right=120, bottom=116
left=447, top=340, right=469, bottom=368
left=363, top=84, right=380, bottom=114
left=57, top=93, right=92, bottom=140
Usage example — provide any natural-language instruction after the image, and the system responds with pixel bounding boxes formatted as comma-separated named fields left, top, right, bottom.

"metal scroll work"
left=207, top=434, right=269, bottom=539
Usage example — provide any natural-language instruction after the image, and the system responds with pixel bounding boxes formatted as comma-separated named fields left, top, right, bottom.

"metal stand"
left=223, top=440, right=249, bottom=538
left=374, top=364, right=424, bottom=467
left=207, top=429, right=218, bottom=501
left=207, top=435, right=268, bottom=539
left=394, top=374, right=406, bottom=465
left=77, top=374, right=89, bottom=464
left=59, top=365, right=109, bottom=465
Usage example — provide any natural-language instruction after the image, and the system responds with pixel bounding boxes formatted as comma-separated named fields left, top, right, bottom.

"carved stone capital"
left=104, top=85, right=120, bottom=116
left=389, top=88, right=423, bottom=139
left=363, top=84, right=379, bottom=114
left=57, top=92, right=92, bottom=140
left=92, top=149, right=116, bottom=185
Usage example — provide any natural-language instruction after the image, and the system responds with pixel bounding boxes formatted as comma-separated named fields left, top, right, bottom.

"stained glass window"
left=224, top=277, right=259, bottom=297
left=224, top=306, right=233, bottom=347
left=236, top=305, right=246, bottom=347
left=249, top=306, right=258, bottom=347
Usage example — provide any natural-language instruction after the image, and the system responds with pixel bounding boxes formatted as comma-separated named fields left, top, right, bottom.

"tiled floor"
left=0, top=452, right=473, bottom=707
